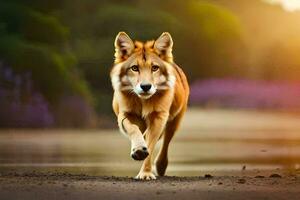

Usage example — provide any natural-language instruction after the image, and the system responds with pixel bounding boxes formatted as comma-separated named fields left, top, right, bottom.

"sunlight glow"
left=264, top=0, right=300, bottom=12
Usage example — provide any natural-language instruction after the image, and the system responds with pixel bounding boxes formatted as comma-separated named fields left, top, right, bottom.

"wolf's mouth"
left=138, top=92, right=153, bottom=98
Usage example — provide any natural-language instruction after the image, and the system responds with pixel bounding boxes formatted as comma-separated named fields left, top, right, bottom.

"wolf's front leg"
left=118, top=113, right=148, bottom=160
left=135, top=112, right=169, bottom=180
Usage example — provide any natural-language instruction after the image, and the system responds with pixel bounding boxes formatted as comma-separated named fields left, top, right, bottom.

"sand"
left=1, top=109, right=300, bottom=199
left=0, top=170, right=299, bottom=200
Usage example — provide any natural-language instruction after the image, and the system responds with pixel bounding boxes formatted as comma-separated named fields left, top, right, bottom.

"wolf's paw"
left=131, top=146, right=149, bottom=161
left=131, top=134, right=148, bottom=160
left=135, top=171, right=156, bottom=180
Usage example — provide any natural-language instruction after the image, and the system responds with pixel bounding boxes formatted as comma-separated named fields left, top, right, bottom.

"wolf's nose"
left=140, top=84, right=152, bottom=92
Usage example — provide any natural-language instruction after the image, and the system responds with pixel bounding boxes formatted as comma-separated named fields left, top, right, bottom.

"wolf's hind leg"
left=155, top=111, right=185, bottom=176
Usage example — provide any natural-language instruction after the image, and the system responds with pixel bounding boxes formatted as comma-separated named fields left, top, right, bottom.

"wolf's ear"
left=154, top=32, right=173, bottom=59
left=114, top=32, right=134, bottom=60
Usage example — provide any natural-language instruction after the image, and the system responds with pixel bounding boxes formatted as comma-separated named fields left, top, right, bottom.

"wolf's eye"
left=131, top=65, right=139, bottom=72
left=152, top=65, right=159, bottom=72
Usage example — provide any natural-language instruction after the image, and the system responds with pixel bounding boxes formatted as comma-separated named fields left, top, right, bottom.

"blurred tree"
left=0, top=0, right=248, bottom=126
left=0, top=1, right=91, bottom=101
left=60, top=1, right=181, bottom=115
left=0, top=0, right=94, bottom=127
left=262, top=40, right=300, bottom=80
left=59, top=0, right=246, bottom=115
left=142, top=0, right=246, bottom=79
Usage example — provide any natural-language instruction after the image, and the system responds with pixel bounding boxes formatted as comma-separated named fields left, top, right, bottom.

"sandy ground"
left=0, top=170, right=299, bottom=200
left=1, top=109, right=300, bottom=199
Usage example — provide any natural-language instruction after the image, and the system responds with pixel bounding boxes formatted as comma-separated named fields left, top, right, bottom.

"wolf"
left=110, top=32, right=189, bottom=180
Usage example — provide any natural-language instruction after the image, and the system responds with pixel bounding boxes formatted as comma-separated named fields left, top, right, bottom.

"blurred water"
left=0, top=109, right=300, bottom=177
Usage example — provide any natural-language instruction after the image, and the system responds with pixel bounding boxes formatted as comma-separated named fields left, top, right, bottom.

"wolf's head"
left=110, top=32, right=176, bottom=99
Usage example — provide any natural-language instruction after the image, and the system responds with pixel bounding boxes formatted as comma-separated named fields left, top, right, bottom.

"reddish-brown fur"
left=110, top=32, right=189, bottom=180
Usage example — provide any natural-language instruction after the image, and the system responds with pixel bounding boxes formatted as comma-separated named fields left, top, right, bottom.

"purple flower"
left=3, top=67, right=13, bottom=81
left=190, top=79, right=300, bottom=109
left=0, top=64, right=54, bottom=127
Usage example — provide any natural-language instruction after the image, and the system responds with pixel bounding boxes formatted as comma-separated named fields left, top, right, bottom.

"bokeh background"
left=1, top=0, right=300, bottom=176
left=1, top=0, right=300, bottom=128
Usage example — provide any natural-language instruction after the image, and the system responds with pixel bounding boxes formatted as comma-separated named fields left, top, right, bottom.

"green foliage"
left=62, top=0, right=245, bottom=89
left=94, top=4, right=180, bottom=39
left=23, top=10, right=69, bottom=45
left=0, top=0, right=246, bottom=124
left=0, top=0, right=92, bottom=103
left=165, top=1, right=246, bottom=79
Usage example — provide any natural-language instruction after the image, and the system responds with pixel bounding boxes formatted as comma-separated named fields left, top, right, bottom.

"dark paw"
left=131, top=147, right=149, bottom=161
